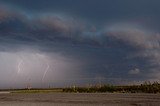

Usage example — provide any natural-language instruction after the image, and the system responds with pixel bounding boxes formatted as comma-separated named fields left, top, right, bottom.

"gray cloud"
left=0, top=2, right=160, bottom=88
left=129, top=68, right=140, bottom=75
left=105, top=24, right=160, bottom=49
left=0, top=6, right=104, bottom=52
left=104, top=24, right=160, bottom=79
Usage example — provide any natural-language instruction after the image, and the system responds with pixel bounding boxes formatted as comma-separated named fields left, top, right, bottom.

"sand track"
left=0, top=93, right=160, bottom=106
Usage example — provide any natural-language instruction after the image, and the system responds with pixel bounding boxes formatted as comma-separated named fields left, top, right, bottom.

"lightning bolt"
left=36, top=53, right=50, bottom=83
left=42, top=62, right=50, bottom=83
left=12, top=58, right=24, bottom=87
left=17, top=59, right=23, bottom=74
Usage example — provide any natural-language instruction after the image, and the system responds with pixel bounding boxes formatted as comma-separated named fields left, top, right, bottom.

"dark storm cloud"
left=0, top=0, right=160, bottom=87
left=0, top=5, right=103, bottom=50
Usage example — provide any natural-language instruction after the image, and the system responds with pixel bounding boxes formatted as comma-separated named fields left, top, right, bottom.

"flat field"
left=0, top=93, right=160, bottom=106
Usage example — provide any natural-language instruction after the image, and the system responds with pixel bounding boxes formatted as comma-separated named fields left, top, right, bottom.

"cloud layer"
left=0, top=2, right=160, bottom=88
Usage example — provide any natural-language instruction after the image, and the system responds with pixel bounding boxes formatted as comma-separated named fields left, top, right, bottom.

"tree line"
left=63, top=81, right=160, bottom=93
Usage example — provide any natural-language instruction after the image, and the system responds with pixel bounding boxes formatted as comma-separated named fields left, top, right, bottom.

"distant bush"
left=63, top=81, right=160, bottom=93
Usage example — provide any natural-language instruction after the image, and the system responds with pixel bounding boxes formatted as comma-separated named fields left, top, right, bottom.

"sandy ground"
left=0, top=93, right=160, bottom=106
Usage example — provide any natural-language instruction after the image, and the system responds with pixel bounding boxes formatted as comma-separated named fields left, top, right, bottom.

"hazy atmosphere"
left=0, top=0, right=160, bottom=88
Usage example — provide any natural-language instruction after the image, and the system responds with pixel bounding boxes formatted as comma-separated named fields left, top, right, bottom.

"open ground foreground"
left=0, top=93, right=160, bottom=106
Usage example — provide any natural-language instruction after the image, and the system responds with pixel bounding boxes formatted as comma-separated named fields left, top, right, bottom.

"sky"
left=0, top=0, right=160, bottom=88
